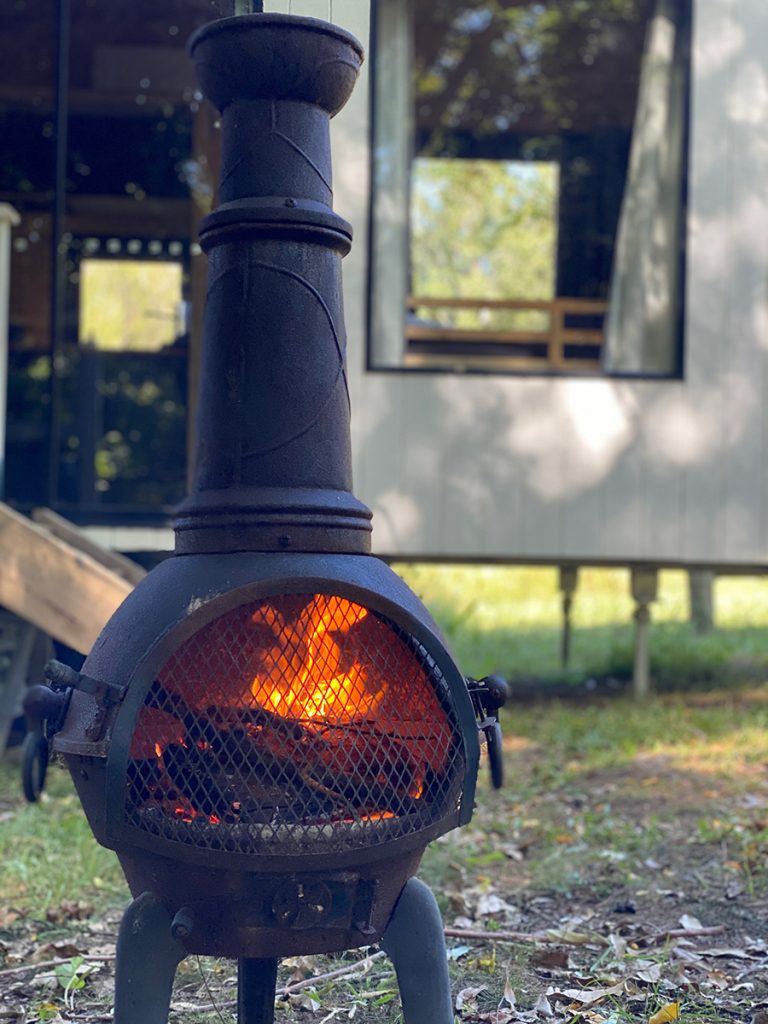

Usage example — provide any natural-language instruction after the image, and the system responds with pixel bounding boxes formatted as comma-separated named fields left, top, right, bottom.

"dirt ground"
left=1, top=694, right=767, bottom=1023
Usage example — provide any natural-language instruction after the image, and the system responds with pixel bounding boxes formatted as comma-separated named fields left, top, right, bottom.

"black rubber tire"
left=487, top=719, right=504, bottom=790
left=21, top=731, right=49, bottom=803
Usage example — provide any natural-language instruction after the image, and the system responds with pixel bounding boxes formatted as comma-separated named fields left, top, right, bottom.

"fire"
left=129, top=593, right=459, bottom=832
left=250, top=595, right=384, bottom=723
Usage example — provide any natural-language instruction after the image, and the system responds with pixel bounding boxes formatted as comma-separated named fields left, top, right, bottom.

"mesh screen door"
left=126, top=595, right=465, bottom=855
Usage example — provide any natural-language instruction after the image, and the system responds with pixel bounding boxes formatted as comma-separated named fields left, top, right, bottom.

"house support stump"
left=631, top=568, right=658, bottom=699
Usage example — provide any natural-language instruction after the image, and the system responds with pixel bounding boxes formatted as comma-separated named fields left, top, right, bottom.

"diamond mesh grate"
left=125, top=595, right=466, bottom=855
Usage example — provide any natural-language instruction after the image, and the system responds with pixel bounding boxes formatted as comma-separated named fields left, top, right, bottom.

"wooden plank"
left=409, top=295, right=608, bottom=314
left=403, top=352, right=601, bottom=372
left=407, top=325, right=551, bottom=344
left=31, top=508, right=146, bottom=586
left=0, top=503, right=134, bottom=654
left=410, top=296, right=555, bottom=312
left=561, top=330, right=604, bottom=344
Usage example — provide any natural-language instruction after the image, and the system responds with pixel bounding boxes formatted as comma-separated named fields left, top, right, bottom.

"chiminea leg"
left=380, top=878, right=453, bottom=1024
left=113, top=892, right=187, bottom=1024
left=238, top=957, right=279, bottom=1024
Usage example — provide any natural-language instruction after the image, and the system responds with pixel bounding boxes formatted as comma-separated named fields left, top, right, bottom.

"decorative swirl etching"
left=206, top=259, right=351, bottom=461
left=270, top=101, right=334, bottom=196
left=219, top=102, right=333, bottom=196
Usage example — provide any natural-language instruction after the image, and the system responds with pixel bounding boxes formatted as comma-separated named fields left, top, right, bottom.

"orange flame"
left=250, top=596, right=385, bottom=723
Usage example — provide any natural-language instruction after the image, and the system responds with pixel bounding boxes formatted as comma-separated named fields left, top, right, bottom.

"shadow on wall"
left=339, top=3, right=768, bottom=562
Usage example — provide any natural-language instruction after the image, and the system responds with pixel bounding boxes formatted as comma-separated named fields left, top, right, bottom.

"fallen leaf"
left=545, top=929, right=595, bottom=946
left=499, top=843, right=524, bottom=861
left=533, top=948, right=570, bottom=969
left=45, top=900, right=94, bottom=925
left=533, top=993, right=554, bottom=1018
left=501, top=976, right=516, bottom=1009
left=648, top=1001, right=680, bottom=1024
left=635, top=963, right=662, bottom=984
left=456, top=985, right=486, bottom=1011
left=476, top=893, right=518, bottom=918
left=477, top=1012, right=516, bottom=1024
left=547, top=982, right=624, bottom=1007
left=290, top=992, right=321, bottom=1012
left=679, top=914, right=702, bottom=931
left=33, top=942, right=85, bottom=961
left=0, top=908, right=20, bottom=928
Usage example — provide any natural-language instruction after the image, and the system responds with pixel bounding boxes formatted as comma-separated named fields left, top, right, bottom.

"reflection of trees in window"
left=413, top=0, right=653, bottom=151
left=411, top=158, right=558, bottom=333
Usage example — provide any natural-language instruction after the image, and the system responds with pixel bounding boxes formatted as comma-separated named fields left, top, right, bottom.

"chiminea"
left=24, top=10, right=506, bottom=1024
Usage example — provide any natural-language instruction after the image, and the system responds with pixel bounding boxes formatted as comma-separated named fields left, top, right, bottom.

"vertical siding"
left=329, top=0, right=768, bottom=568
left=721, top=0, right=768, bottom=562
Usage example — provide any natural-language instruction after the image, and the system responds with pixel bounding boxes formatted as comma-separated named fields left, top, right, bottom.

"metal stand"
left=113, top=893, right=187, bottom=1024
left=380, top=878, right=454, bottom=1024
left=238, top=957, right=278, bottom=1024
left=113, top=882, right=452, bottom=1024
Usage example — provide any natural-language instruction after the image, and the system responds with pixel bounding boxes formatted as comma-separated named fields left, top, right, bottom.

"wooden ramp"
left=0, top=504, right=144, bottom=653
left=0, top=505, right=145, bottom=750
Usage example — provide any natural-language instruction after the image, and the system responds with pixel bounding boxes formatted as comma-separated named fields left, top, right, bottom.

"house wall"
left=290, top=0, right=768, bottom=569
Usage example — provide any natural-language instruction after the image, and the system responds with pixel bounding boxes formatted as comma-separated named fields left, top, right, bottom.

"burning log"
left=130, top=681, right=437, bottom=825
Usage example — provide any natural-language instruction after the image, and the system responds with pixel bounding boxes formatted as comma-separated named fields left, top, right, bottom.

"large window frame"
left=367, top=0, right=693, bottom=379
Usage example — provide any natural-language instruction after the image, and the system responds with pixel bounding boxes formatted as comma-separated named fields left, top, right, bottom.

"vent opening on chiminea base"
left=126, top=593, right=466, bottom=857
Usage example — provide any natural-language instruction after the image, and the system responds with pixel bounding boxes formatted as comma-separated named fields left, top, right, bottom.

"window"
left=2, top=0, right=235, bottom=517
left=369, top=0, right=692, bottom=376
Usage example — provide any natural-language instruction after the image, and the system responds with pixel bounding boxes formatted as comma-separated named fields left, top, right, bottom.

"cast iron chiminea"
left=24, top=10, right=506, bottom=1024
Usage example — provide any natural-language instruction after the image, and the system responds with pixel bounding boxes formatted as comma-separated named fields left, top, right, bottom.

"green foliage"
left=55, top=956, right=93, bottom=1009
left=411, top=158, right=558, bottom=322
left=414, top=0, right=651, bottom=139
left=394, top=563, right=768, bottom=689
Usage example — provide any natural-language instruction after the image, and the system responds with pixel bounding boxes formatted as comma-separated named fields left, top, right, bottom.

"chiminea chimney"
left=175, top=14, right=372, bottom=557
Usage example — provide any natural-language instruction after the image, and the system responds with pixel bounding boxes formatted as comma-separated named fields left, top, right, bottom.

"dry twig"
left=0, top=953, right=116, bottom=979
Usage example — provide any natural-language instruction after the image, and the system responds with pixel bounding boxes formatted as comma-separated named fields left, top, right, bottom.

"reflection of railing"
left=405, top=297, right=607, bottom=372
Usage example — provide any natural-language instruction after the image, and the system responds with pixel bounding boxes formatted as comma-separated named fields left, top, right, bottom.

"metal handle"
left=466, top=675, right=509, bottom=791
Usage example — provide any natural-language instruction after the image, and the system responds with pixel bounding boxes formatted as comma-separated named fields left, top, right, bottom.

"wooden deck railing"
left=405, top=296, right=608, bottom=372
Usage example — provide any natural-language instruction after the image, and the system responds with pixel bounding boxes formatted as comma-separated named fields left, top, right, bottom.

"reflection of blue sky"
left=453, top=8, right=493, bottom=34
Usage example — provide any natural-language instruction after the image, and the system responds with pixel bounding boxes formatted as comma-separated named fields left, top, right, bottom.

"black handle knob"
left=479, top=674, right=509, bottom=711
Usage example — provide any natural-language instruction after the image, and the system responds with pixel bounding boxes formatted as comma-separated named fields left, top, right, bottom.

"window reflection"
left=2, top=0, right=235, bottom=517
left=370, top=0, right=692, bottom=376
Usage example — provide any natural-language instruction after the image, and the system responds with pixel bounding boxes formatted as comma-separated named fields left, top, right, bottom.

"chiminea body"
left=51, top=13, right=481, bottom=963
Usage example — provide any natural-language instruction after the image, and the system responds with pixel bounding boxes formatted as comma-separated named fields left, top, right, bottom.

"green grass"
left=0, top=761, right=127, bottom=917
left=394, top=564, right=768, bottom=686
